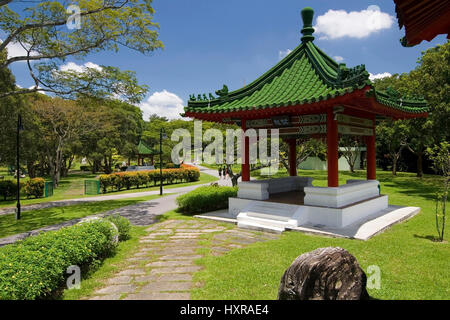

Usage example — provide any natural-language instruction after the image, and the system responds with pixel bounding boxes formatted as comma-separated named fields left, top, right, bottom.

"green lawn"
left=189, top=170, right=449, bottom=300
left=0, top=194, right=163, bottom=238
left=0, top=171, right=217, bottom=209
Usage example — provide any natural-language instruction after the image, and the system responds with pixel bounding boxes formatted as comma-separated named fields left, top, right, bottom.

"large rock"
left=278, top=247, right=369, bottom=300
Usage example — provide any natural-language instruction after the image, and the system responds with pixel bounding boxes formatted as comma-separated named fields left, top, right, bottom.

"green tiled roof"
left=369, top=88, right=427, bottom=114
left=137, top=140, right=156, bottom=155
left=184, top=7, right=428, bottom=116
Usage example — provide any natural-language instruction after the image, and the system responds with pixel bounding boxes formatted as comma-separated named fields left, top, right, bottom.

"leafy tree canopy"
left=0, top=0, right=163, bottom=102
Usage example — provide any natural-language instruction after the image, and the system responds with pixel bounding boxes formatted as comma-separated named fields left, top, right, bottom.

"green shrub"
left=79, top=166, right=92, bottom=172
left=0, top=219, right=121, bottom=300
left=23, top=178, right=45, bottom=199
left=176, top=185, right=238, bottom=214
left=0, top=180, right=15, bottom=201
left=0, top=180, right=23, bottom=201
left=105, top=214, right=131, bottom=241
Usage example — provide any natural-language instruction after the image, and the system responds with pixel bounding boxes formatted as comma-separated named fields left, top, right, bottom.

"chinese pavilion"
left=183, top=7, right=428, bottom=233
left=137, top=140, right=156, bottom=166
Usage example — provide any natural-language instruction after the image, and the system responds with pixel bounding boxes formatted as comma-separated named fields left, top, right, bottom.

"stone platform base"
left=195, top=206, right=420, bottom=240
left=228, top=193, right=388, bottom=232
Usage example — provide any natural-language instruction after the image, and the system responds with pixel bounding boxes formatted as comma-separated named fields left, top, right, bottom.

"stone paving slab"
left=140, top=281, right=192, bottom=292
left=124, top=292, right=190, bottom=300
left=87, top=217, right=280, bottom=300
left=95, top=284, right=137, bottom=295
left=106, top=276, right=133, bottom=285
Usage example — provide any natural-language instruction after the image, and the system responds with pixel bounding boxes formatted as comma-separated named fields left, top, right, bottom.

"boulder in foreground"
left=278, top=247, right=369, bottom=300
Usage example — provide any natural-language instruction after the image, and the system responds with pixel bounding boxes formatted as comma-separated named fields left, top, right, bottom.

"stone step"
left=237, top=201, right=308, bottom=233
left=237, top=220, right=284, bottom=234
left=237, top=213, right=294, bottom=230
left=245, top=202, right=300, bottom=222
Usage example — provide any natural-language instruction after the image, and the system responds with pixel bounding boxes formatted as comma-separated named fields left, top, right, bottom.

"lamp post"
left=16, top=113, right=24, bottom=220
left=159, top=128, right=167, bottom=195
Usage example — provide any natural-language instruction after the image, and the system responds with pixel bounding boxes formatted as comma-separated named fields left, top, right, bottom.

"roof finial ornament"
left=301, top=7, right=315, bottom=43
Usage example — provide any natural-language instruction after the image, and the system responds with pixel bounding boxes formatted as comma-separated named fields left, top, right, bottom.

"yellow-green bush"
left=99, top=165, right=200, bottom=193
left=23, top=178, right=45, bottom=199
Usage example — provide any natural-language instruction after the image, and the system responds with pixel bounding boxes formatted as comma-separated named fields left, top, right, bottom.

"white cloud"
left=314, top=5, right=394, bottom=40
left=139, top=90, right=185, bottom=120
left=369, top=72, right=392, bottom=81
left=279, top=49, right=292, bottom=59
left=60, top=61, right=102, bottom=73
left=28, top=85, right=47, bottom=95
left=333, top=56, right=344, bottom=62
left=2, top=41, right=38, bottom=61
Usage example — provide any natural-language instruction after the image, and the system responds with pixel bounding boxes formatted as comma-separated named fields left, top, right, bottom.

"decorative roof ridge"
left=187, top=42, right=307, bottom=108
left=186, top=7, right=372, bottom=109
left=365, top=87, right=429, bottom=113
left=371, top=88, right=427, bottom=106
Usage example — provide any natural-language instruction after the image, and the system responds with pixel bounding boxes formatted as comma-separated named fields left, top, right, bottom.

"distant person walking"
left=218, top=167, right=222, bottom=179
left=223, top=166, right=228, bottom=179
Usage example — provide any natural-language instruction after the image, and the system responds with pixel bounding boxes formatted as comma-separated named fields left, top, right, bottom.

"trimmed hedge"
left=24, top=178, right=45, bottom=199
left=99, top=164, right=200, bottom=193
left=0, top=218, right=124, bottom=300
left=176, top=184, right=238, bottom=214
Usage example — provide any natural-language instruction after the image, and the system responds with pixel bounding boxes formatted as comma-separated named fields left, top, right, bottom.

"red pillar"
left=288, top=138, right=297, bottom=176
left=241, top=119, right=250, bottom=181
left=327, top=108, right=339, bottom=187
left=366, top=132, right=376, bottom=180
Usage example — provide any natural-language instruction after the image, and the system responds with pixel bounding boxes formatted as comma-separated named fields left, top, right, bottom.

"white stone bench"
left=304, top=180, right=380, bottom=208
left=237, top=176, right=314, bottom=200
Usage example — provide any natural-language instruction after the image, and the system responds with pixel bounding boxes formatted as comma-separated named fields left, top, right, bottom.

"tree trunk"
left=392, top=154, right=398, bottom=176
left=349, top=163, right=355, bottom=173
left=416, top=152, right=423, bottom=178
left=26, top=160, right=36, bottom=179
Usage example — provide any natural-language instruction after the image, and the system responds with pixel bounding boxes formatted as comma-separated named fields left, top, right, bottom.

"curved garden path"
left=0, top=165, right=237, bottom=246
left=87, top=218, right=279, bottom=300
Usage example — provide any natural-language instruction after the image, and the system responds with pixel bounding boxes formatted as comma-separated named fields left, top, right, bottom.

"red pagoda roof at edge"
left=394, top=0, right=450, bottom=46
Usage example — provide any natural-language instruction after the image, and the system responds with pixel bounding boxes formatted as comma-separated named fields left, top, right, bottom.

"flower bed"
left=99, top=164, right=200, bottom=193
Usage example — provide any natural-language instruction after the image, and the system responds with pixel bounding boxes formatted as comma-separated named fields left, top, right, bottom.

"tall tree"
left=376, top=119, right=410, bottom=176
left=0, top=0, right=163, bottom=102
left=339, top=136, right=363, bottom=173
left=374, top=42, right=449, bottom=177
left=79, top=98, right=144, bottom=173
left=31, top=96, right=91, bottom=186
left=279, top=138, right=326, bottom=173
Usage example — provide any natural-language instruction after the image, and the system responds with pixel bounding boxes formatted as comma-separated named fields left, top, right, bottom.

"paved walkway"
left=0, top=165, right=232, bottom=246
left=0, top=164, right=231, bottom=216
left=87, top=218, right=279, bottom=300
left=0, top=194, right=183, bottom=246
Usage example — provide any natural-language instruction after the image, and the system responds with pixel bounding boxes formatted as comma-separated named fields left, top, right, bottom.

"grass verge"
left=0, top=194, right=163, bottom=238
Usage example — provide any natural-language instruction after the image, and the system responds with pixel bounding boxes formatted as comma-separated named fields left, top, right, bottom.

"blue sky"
left=7, top=0, right=448, bottom=119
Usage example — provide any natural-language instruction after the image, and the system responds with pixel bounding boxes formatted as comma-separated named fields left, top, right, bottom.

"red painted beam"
left=288, top=138, right=297, bottom=177
left=326, top=108, right=339, bottom=187
left=241, top=119, right=250, bottom=182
